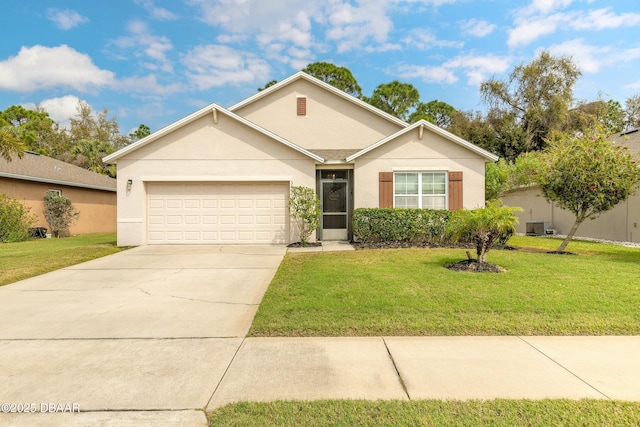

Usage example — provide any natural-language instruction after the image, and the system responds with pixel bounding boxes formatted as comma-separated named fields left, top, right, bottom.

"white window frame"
left=393, top=171, right=448, bottom=209
left=48, top=189, right=61, bottom=196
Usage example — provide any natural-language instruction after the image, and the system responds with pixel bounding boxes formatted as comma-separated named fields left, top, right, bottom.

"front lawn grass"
left=208, top=399, right=640, bottom=426
left=249, top=236, right=640, bottom=336
left=0, top=233, right=124, bottom=286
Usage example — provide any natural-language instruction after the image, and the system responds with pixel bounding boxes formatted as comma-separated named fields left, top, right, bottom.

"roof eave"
left=0, top=172, right=116, bottom=192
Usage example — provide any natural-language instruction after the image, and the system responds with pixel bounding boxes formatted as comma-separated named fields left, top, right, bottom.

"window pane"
left=395, top=196, right=419, bottom=208
left=422, top=172, right=446, bottom=195
left=395, top=173, right=418, bottom=195
left=422, top=196, right=446, bottom=210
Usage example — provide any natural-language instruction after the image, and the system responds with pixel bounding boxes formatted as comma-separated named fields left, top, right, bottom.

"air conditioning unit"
left=526, top=221, right=549, bottom=236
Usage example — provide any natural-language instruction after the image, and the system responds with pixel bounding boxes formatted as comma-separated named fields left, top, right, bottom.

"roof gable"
left=0, top=152, right=116, bottom=191
left=230, top=71, right=408, bottom=128
left=103, top=103, right=324, bottom=163
left=346, top=120, right=499, bottom=162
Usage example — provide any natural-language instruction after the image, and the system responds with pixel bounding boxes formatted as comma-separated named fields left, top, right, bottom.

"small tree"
left=289, top=186, right=321, bottom=246
left=447, top=203, right=521, bottom=265
left=0, top=195, right=36, bottom=242
left=536, top=126, right=640, bottom=252
left=43, top=192, right=79, bottom=237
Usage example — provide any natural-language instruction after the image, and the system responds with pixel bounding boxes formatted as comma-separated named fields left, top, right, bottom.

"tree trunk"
left=557, top=218, right=583, bottom=252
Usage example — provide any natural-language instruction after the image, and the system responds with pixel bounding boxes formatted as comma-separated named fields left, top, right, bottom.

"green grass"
left=208, top=399, right=640, bottom=426
left=249, top=236, right=640, bottom=336
left=0, top=233, right=125, bottom=286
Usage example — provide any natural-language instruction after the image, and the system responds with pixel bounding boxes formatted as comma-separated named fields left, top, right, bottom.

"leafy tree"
left=447, top=202, right=521, bottom=265
left=568, top=99, right=626, bottom=135
left=129, top=124, right=151, bottom=142
left=0, top=127, right=26, bottom=161
left=625, top=94, right=640, bottom=130
left=364, top=81, right=420, bottom=121
left=485, top=154, right=542, bottom=201
left=0, top=194, right=36, bottom=242
left=257, top=80, right=278, bottom=92
left=408, top=100, right=456, bottom=127
left=43, top=192, right=79, bottom=238
left=289, top=186, right=321, bottom=246
left=69, top=139, right=117, bottom=177
left=68, top=101, right=129, bottom=151
left=535, top=126, right=640, bottom=252
left=302, top=62, right=363, bottom=98
left=480, top=51, right=581, bottom=155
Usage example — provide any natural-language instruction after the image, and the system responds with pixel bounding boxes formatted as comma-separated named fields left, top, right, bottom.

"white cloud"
left=394, top=64, right=458, bottom=84
left=38, top=95, right=85, bottom=129
left=402, top=28, right=463, bottom=49
left=393, top=54, right=511, bottom=86
left=110, top=20, right=174, bottom=72
left=325, top=0, right=393, bottom=53
left=116, top=74, right=185, bottom=95
left=570, top=7, right=640, bottom=30
left=546, top=39, right=640, bottom=74
left=46, top=8, right=88, bottom=30
left=508, top=3, right=640, bottom=47
left=0, top=45, right=114, bottom=93
left=182, top=45, right=271, bottom=90
left=507, top=13, right=564, bottom=47
left=134, top=0, right=178, bottom=20
left=460, top=18, right=496, bottom=37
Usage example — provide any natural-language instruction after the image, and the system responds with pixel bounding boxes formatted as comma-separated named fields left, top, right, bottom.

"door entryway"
left=318, top=169, right=352, bottom=241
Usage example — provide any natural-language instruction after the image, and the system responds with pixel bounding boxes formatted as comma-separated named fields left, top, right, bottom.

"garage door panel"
left=147, top=182, right=289, bottom=244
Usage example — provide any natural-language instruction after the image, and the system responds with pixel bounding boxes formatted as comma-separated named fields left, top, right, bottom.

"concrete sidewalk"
left=207, top=335, right=640, bottom=409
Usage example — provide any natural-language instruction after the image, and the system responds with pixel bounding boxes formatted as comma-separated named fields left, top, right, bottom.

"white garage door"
left=147, top=182, right=289, bottom=244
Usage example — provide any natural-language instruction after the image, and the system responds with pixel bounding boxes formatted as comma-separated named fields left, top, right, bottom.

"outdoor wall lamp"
left=126, top=179, right=133, bottom=191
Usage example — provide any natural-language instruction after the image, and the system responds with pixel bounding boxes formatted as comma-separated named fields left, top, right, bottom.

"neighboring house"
left=0, top=151, right=116, bottom=236
left=104, top=72, right=498, bottom=246
left=502, top=128, right=640, bottom=243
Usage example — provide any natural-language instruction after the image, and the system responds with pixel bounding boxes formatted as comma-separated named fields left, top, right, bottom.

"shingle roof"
left=0, top=152, right=116, bottom=191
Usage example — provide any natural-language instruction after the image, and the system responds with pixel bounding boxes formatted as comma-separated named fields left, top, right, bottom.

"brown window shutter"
left=297, top=97, right=307, bottom=116
left=379, top=172, right=393, bottom=208
left=448, top=171, right=463, bottom=211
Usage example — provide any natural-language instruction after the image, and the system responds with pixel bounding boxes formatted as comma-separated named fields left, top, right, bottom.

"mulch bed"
left=287, top=241, right=323, bottom=248
left=445, top=259, right=507, bottom=273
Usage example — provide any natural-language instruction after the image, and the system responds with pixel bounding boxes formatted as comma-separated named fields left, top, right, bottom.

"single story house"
left=104, top=72, right=498, bottom=246
left=502, top=128, right=640, bottom=243
left=0, top=151, right=117, bottom=236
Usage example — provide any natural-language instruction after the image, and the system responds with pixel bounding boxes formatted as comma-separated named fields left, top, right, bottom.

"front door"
left=320, top=170, right=349, bottom=240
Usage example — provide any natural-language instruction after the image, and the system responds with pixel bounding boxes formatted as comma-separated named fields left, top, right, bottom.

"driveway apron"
left=0, top=245, right=285, bottom=423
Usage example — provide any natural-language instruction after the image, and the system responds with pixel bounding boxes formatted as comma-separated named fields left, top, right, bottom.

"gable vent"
left=297, top=96, right=307, bottom=116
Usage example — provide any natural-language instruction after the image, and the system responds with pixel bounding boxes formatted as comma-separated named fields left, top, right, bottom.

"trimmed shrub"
left=0, top=194, right=36, bottom=243
left=352, top=208, right=452, bottom=244
left=289, top=186, right=321, bottom=246
left=43, top=192, right=79, bottom=238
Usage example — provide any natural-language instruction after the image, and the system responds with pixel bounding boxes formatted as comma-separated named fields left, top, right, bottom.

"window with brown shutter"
left=448, top=171, right=463, bottom=211
left=297, top=97, right=307, bottom=116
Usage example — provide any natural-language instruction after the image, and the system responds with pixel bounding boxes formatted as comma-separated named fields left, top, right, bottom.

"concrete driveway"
left=0, top=245, right=286, bottom=426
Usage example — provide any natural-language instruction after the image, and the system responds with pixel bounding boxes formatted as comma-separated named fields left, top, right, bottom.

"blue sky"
left=1, top=0, right=640, bottom=134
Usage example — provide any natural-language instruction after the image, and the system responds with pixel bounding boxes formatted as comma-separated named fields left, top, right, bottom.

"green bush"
left=0, top=194, right=36, bottom=242
left=289, top=186, right=321, bottom=246
left=43, top=192, right=79, bottom=238
left=352, top=208, right=451, bottom=244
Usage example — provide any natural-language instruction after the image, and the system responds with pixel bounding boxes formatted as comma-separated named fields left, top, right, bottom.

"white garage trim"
left=146, top=181, right=290, bottom=245
left=141, top=175, right=294, bottom=182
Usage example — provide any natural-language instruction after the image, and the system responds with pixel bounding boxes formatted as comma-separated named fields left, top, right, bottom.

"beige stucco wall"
left=115, top=112, right=316, bottom=246
left=0, top=178, right=116, bottom=236
left=353, top=127, right=488, bottom=209
left=233, top=79, right=404, bottom=150
left=503, top=186, right=640, bottom=243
